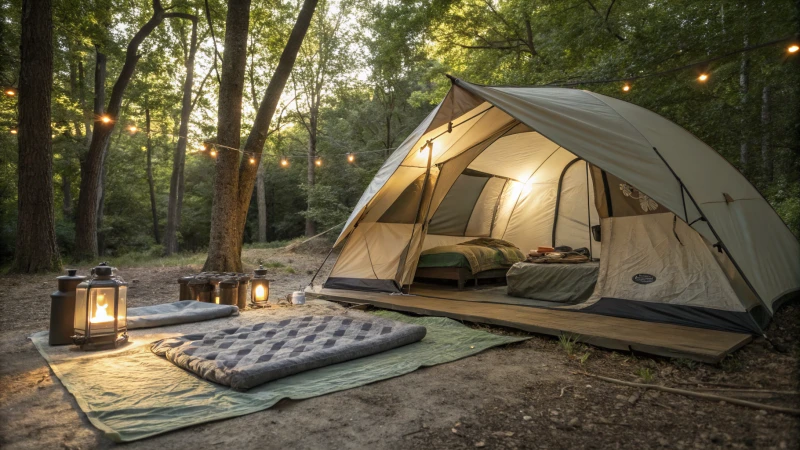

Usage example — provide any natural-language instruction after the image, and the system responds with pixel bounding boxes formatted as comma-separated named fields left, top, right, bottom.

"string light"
left=210, top=149, right=217, bottom=157
left=315, top=157, right=322, bottom=166
left=128, top=125, right=137, bottom=133
left=10, top=128, right=18, bottom=134
left=698, top=73, right=709, bottom=82
left=4, top=89, right=15, bottom=96
left=280, top=157, right=289, bottom=167
left=622, top=83, right=631, bottom=92
left=789, top=44, right=799, bottom=53
left=199, top=143, right=207, bottom=151
left=101, top=115, right=111, bottom=124
left=347, top=153, right=355, bottom=163
left=249, top=157, right=256, bottom=164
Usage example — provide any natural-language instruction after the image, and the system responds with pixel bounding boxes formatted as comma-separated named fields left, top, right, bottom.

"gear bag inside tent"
left=307, top=77, right=800, bottom=361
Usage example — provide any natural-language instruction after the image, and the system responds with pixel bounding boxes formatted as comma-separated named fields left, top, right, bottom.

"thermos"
left=49, top=269, right=86, bottom=345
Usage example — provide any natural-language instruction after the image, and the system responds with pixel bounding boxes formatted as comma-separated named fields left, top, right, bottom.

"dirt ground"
left=0, top=247, right=798, bottom=449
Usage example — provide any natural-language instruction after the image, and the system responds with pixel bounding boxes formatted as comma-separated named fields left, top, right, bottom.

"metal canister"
left=178, top=276, right=193, bottom=300
left=237, top=274, right=251, bottom=310
left=219, top=279, right=239, bottom=305
left=49, top=269, right=86, bottom=345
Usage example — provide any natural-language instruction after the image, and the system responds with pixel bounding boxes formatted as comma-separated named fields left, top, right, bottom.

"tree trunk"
left=79, top=60, right=92, bottom=145
left=256, top=161, right=267, bottom=242
left=164, top=14, right=199, bottom=255
left=145, top=106, right=160, bottom=244
left=305, top=109, right=317, bottom=237
left=738, top=37, right=749, bottom=168
left=96, top=160, right=107, bottom=256
left=62, top=174, right=72, bottom=218
left=68, top=55, right=83, bottom=138
left=761, top=86, right=772, bottom=182
left=203, top=0, right=319, bottom=271
left=203, top=0, right=252, bottom=272
left=74, top=0, right=173, bottom=261
left=12, top=0, right=60, bottom=273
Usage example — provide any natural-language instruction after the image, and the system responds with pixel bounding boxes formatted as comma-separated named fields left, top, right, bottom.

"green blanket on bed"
left=419, top=238, right=525, bottom=274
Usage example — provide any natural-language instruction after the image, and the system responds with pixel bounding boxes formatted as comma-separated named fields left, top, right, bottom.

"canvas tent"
left=321, top=77, right=800, bottom=335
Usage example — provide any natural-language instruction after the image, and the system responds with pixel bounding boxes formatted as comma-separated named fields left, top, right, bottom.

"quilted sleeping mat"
left=151, top=315, right=427, bottom=390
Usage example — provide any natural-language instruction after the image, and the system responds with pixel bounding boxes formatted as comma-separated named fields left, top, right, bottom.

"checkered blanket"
left=150, top=315, right=427, bottom=390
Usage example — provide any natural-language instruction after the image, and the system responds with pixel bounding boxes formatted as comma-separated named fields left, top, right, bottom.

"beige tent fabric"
left=554, top=160, right=601, bottom=257
left=584, top=214, right=744, bottom=311
left=466, top=177, right=507, bottom=236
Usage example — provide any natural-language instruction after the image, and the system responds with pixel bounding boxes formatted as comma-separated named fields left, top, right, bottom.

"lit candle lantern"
left=251, top=265, right=271, bottom=305
left=73, top=263, right=128, bottom=350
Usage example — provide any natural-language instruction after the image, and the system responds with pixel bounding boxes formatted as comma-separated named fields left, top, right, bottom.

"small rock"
left=549, top=410, right=559, bottom=416
left=505, top=432, right=515, bottom=437
left=474, top=442, right=485, bottom=448
left=615, top=394, right=627, bottom=401
left=758, top=410, right=768, bottom=415
left=585, top=384, right=592, bottom=388
left=452, top=428, right=459, bottom=434
left=658, top=438, right=669, bottom=446
left=523, top=416, right=532, bottom=421
left=568, top=418, right=579, bottom=427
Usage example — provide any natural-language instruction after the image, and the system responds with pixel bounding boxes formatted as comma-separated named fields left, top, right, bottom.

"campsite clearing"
left=1, top=247, right=798, bottom=449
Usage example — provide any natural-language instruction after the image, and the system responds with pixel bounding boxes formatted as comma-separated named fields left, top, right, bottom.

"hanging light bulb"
left=622, top=83, right=631, bottom=92
left=210, top=148, right=217, bottom=157
left=10, top=128, right=18, bottom=134
left=315, top=157, right=322, bottom=166
left=4, top=88, right=16, bottom=96
left=789, top=44, right=799, bottom=53
left=698, top=73, right=709, bottom=82
left=249, top=156, right=256, bottom=164
left=128, top=125, right=137, bottom=133
left=199, top=143, right=207, bottom=152
left=347, top=153, right=355, bottom=163
left=100, top=115, right=111, bottom=124
left=280, top=157, right=289, bottom=167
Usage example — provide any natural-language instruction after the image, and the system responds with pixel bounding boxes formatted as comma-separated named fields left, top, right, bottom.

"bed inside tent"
left=308, top=78, right=800, bottom=362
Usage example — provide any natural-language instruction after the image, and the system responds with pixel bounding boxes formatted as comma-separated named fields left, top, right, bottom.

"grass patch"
left=92, top=251, right=207, bottom=268
left=558, top=333, right=581, bottom=356
left=634, top=367, right=656, bottom=382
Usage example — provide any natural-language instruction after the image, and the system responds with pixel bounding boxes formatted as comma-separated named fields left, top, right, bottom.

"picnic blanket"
left=128, top=300, right=239, bottom=329
left=30, top=306, right=527, bottom=442
left=419, top=238, right=525, bottom=274
left=151, top=315, right=427, bottom=390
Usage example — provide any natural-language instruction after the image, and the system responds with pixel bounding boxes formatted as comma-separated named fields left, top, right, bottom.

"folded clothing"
left=128, top=300, right=239, bottom=330
left=151, top=315, right=427, bottom=390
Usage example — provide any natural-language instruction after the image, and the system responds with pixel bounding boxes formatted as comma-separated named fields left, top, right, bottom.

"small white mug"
left=291, top=291, right=306, bottom=305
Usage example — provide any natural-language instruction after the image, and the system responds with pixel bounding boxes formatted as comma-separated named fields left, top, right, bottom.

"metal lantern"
left=251, top=265, right=270, bottom=304
left=73, top=262, right=129, bottom=350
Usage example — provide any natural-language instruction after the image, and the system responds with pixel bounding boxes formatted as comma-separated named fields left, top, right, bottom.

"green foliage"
left=634, top=367, right=656, bottom=383
left=558, top=333, right=581, bottom=356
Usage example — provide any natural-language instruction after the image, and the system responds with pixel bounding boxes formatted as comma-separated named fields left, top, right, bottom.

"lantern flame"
left=91, top=293, right=114, bottom=323
left=255, top=284, right=266, bottom=301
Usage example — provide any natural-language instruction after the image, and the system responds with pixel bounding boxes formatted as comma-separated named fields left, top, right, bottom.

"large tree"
left=204, top=0, right=320, bottom=271
left=12, top=0, right=60, bottom=272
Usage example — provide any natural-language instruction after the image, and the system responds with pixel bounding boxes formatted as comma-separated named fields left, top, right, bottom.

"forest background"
left=1, top=0, right=798, bottom=267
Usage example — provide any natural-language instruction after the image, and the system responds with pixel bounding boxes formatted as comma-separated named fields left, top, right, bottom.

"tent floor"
left=305, top=284, right=752, bottom=363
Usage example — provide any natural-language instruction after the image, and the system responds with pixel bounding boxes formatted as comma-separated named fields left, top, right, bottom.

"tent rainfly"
left=321, top=77, right=800, bottom=335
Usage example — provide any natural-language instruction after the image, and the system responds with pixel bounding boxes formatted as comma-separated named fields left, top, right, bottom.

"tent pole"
left=586, top=162, right=594, bottom=260
left=396, top=141, right=434, bottom=294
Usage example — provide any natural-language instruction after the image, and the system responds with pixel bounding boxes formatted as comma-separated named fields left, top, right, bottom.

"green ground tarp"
left=31, top=307, right=526, bottom=442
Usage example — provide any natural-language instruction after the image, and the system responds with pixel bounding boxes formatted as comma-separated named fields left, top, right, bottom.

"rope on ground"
left=575, top=372, right=800, bottom=416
